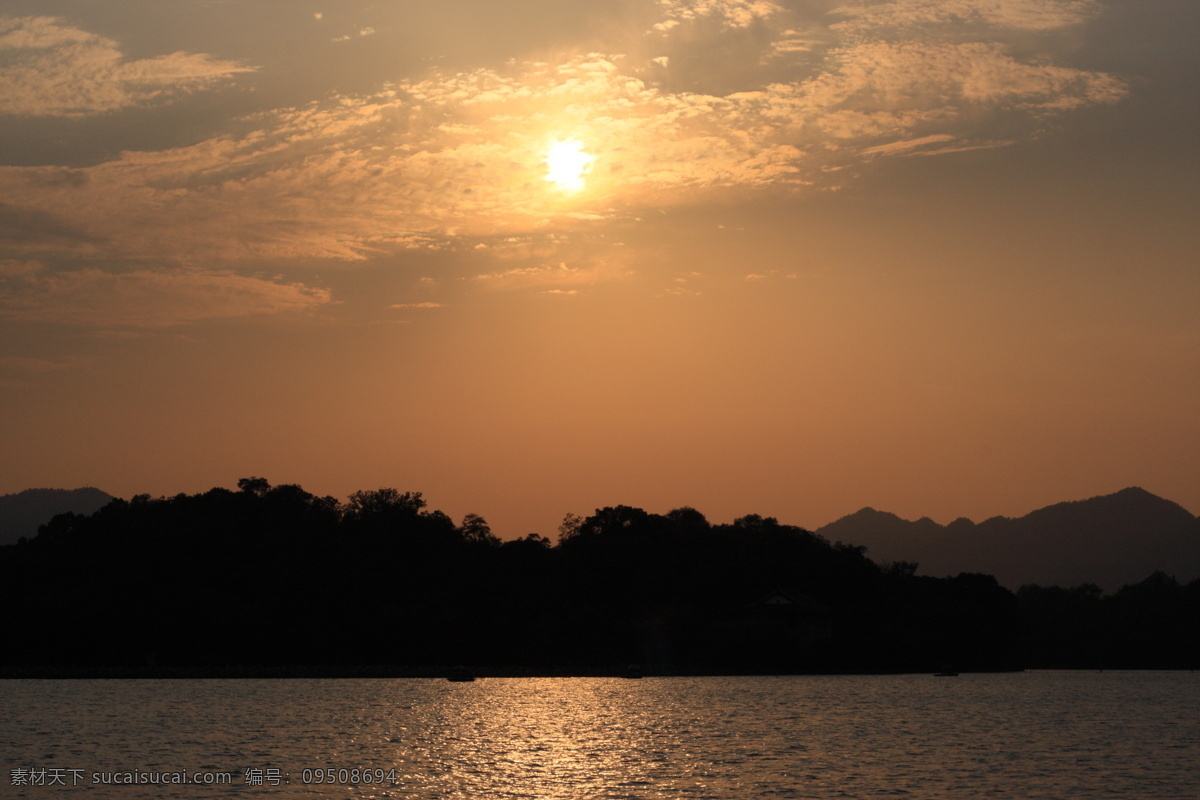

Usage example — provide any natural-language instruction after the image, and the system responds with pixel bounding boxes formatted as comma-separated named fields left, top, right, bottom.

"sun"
left=544, top=139, right=593, bottom=192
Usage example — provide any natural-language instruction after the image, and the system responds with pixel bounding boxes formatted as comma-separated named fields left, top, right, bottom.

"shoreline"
left=1, top=664, right=1040, bottom=679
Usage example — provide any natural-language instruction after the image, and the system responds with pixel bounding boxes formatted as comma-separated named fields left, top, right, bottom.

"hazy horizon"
left=2, top=0, right=1197, bottom=541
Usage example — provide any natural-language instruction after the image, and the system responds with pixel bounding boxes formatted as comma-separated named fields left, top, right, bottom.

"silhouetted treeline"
left=0, top=479, right=1194, bottom=675
left=1017, top=574, right=1200, bottom=668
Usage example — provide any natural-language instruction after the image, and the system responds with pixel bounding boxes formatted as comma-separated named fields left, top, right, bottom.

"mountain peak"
left=816, top=489, right=1199, bottom=591
left=0, top=488, right=114, bottom=545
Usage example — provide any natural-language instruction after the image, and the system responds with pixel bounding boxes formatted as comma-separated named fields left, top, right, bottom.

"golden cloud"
left=0, top=16, right=254, bottom=117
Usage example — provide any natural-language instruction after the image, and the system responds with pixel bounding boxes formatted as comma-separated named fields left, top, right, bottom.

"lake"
left=2, top=672, right=1197, bottom=798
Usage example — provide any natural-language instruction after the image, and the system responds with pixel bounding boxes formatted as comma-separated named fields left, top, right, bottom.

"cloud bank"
left=0, top=0, right=1127, bottom=312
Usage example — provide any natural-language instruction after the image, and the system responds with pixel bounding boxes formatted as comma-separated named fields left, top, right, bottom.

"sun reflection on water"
left=398, top=678, right=719, bottom=798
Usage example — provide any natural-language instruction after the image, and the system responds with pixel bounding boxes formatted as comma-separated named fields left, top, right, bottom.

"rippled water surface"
left=3, top=672, right=1198, bottom=798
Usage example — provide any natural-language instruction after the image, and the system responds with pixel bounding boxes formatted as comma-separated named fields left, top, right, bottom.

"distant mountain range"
left=0, top=488, right=114, bottom=546
left=816, top=487, right=1200, bottom=591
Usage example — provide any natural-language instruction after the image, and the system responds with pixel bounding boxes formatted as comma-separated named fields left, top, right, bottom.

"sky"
left=1, top=0, right=1197, bottom=539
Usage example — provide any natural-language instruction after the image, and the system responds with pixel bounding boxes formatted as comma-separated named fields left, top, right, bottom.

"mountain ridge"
left=817, top=487, right=1200, bottom=591
left=0, top=487, right=114, bottom=546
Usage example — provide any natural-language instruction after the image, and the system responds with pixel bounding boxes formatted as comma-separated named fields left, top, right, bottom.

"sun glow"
left=544, top=139, right=593, bottom=192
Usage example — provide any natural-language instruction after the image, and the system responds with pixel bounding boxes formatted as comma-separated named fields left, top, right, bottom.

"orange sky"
left=1, top=0, right=1197, bottom=537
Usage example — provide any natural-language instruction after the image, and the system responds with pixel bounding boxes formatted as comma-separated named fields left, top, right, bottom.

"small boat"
left=934, top=663, right=959, bottom=677
left=622, top=663, right=643, bottom=679
left=446, top=666, right=475, bottom=682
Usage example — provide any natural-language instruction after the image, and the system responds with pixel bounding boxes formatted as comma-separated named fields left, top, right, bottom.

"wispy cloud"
left=472, top=248, right=641, bottom=291
left=830, top=0, right=1100, bottom=34
left=0, top=259, right=43, bottom=278
left=654, top=0, right=783, bottom=31
left=744, top=270, right=796, bottom=281
left=0, top=16, right=254, bottom=117
left=0, top=355, right=76, bottom=375
left=861, top=134, right=1013, bottom=157
left=333, top=27, right=377, bottom=43
left=0, top=267, right=330, bottom=328
left=0, top=354, right=82, bottom=388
